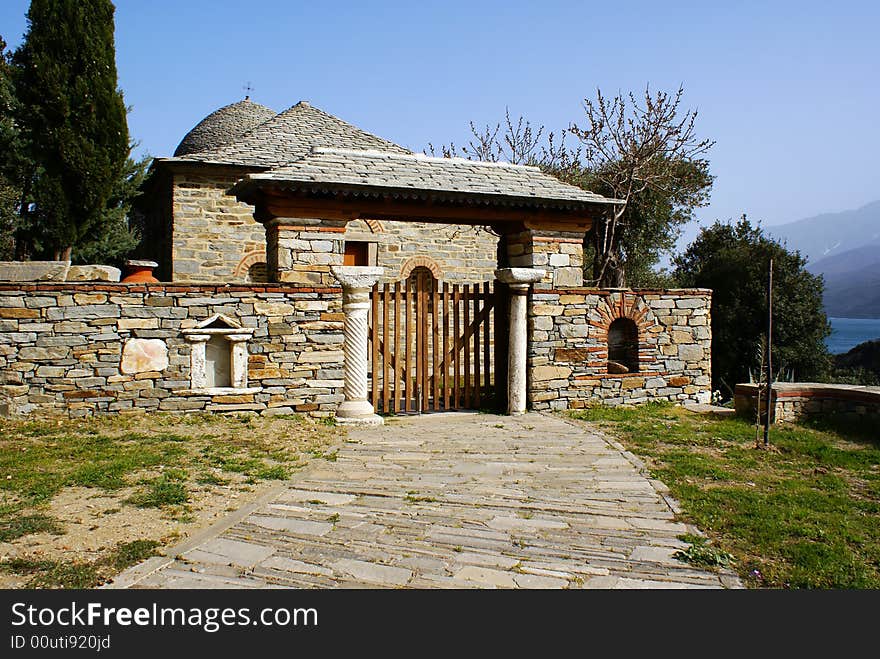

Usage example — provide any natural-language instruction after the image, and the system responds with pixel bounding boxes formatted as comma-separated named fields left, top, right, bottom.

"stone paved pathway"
left=111, top=412, right=742, bottom=589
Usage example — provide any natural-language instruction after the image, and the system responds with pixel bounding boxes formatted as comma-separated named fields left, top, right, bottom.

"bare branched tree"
left=427, top=109, right=572, bottom=240
left=569, top=85, right=714, bottom=287
left=428, top=108, right=565, bottom=166
left=429, top=88, right=712, bottom=286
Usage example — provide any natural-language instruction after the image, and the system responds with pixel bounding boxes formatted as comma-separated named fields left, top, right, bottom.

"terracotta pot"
left=121, top=260, right=159, bottom=283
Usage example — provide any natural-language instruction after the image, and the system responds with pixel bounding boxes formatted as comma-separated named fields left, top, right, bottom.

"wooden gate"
left=368, top=268, right=500, bottom=413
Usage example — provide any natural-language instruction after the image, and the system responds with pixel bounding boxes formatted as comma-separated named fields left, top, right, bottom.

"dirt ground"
left=0, top=482, right=279, bottom=588
left=0, top=412, right=344, bottom=588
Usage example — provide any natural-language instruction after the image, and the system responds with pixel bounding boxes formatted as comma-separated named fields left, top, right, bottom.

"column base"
left=335, top=399, right=384, bottom=426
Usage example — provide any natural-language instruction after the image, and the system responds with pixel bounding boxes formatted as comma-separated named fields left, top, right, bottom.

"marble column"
left=185, top=334, right=210, bottom=390
left=227, top=335, right=251, bottom=389
left=330, top=265, right=385, bottom=425
left=495, top=268, right=546, bottom=415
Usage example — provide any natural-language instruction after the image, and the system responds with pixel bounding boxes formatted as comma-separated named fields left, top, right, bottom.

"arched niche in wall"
left=234, top=250, right=267, bottom=283
left=181, top=314, right=259, bottom=393
left=607, top=317, right=639, bottom=373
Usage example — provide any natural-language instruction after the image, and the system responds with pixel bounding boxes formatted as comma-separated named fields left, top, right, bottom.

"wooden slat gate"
left=368, top=269, right=499, bottom=413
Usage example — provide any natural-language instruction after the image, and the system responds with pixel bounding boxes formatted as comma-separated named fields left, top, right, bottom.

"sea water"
left=826, top=317, right=880, bottom=354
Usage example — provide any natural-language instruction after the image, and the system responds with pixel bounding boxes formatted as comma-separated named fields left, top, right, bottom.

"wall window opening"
left=344, top=241, right=372, bottom=266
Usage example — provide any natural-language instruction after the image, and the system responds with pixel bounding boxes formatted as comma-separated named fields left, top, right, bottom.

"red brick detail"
left=276, top=225, right=347, bottom=233
left=364, top=219, right=384, bottom=233
left=62, top=390, right=114, bottom=399
left=539, top=288, right=712, bottom=296
left=233, top=249, right=267, bottom=278
left=0, top=283, right=341, bottom=294
left=532, top=236, right=583, bottom=244
left=400, top=256, right=443, bottom=280
left=574, top=371, right=669, bottom=381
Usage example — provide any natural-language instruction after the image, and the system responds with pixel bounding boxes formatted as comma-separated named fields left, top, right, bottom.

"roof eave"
left=153, top=156, right=272, bottom=172
left=231, top=178, right=620, bottom=213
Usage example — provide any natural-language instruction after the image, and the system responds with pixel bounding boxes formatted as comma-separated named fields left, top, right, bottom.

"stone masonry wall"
left=734, top=382, right=880, bottom=424
left=267, top=222, right=346, bottom=285
left=170, top=169, right=268, bottom=282
left=505, top=230, right=585, bottom=288
left=0, top=283, right=344, bottom=418
left=345, top=219, right=499, bottom=283
left=528, top=288, right=712, bottom=411
left=159, top=169, right=501, bottom=285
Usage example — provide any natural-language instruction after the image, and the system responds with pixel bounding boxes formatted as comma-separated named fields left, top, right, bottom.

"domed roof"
left=173, top=99, right=276, bottom=157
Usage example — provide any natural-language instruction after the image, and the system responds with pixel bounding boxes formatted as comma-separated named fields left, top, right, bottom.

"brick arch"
left=233, top=249, right=266, bottom=279
left=592, top=291, right=660, bottom=373
left=594, top=291, right=656, bottom=336
left=344, top=218, right=383, bottom=235
left=589, top=291, right=659, bottom=375
left=400, top=256, right=443, bottom=280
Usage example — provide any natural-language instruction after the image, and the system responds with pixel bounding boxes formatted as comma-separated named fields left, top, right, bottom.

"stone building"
left=1, top=98, right=714, bottom=420
left=137, top=99, right=499, bottom=284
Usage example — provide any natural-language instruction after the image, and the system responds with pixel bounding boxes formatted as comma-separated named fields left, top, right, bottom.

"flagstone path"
left=110, top=412, right=742, bottom=589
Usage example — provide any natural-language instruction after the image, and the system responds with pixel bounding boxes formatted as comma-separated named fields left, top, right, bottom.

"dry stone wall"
left=0, top=283, right=344, bottom=418
left=528, top=288, right=712, bottom=410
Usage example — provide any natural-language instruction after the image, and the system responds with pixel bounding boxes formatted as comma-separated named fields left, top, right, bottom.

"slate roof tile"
left=173, top=99, right=277, bottom=157
left=167, top=101, right=409, bottom=168
left=234, top=147, right=618, bottom=209
left=165, top=101, right=616, bottom=209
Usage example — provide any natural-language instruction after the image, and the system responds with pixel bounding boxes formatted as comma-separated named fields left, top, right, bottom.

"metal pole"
left=763, top=258, right=773, bottom=446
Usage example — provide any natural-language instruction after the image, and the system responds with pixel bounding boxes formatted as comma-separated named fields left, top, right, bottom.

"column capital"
left=330, top=265, right=385, bottom=291
left=182, top=333, right=210, bottom=344
left=494, top=267, right=546, bottom=291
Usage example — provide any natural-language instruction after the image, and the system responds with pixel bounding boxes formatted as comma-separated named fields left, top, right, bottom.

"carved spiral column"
left=331, top=266, right=385, bottom=425
left=342, top=287, right=370, bottom=402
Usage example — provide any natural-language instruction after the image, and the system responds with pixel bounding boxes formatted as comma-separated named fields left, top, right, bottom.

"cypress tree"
left=14, top=0, right=128, bottom=260
left=0, top=36, right=22, bottom=258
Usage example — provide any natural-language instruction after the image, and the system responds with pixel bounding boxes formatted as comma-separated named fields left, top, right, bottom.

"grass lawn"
left=0, top=412, right=342, bottom=588
left=567, top=403, right=880, bottom=589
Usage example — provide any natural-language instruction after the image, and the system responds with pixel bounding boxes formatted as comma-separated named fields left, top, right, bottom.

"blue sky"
left=2, top=0, right=878, bottom=239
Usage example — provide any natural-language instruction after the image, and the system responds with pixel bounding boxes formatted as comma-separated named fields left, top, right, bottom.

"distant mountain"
left=767, top=200, right=880, bottom=264
left=815, top=258, right=880, bottom=318
left=808, top=243, right=880, bottom=318
left=807, top=244, right=880, bottom=280
left=767, top=202, right=880, bottom=318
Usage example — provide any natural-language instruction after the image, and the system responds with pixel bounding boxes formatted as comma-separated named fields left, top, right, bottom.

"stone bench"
left=734, top=382, right=880, bottom=423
